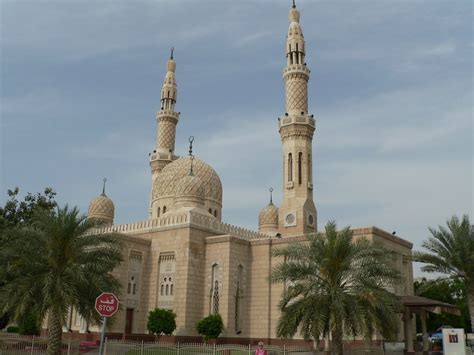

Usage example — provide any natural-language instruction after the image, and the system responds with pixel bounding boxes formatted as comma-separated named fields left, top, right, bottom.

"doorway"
left=125, top=308, right=134, bottom=334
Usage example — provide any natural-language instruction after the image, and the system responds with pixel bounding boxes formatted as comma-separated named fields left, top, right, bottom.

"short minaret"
left=278, top=2, right=317, bottom=235
left=149, top=49, right=180, bottom=215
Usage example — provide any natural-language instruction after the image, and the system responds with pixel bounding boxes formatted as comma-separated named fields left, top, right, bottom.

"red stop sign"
left=95, top=292, right=119, bottom=317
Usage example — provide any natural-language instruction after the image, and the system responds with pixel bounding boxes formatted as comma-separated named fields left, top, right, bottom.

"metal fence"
left=1, top=335, right=472, bottom=355
left=0, top=333, right=80, bottom=355
left=103, top=341, right=319, bottom=355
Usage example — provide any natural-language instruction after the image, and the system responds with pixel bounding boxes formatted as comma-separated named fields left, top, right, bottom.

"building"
left=78, top=3, right=414, bottom=341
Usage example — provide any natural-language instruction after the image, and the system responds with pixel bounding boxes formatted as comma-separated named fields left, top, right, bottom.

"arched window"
left=170, top=284, right=173, bottom=296
left=210, top=264, right=220, bottom=314
left=208, top=208, right=212, bottom=214
left=127, top=282, right=131, bottom=294
left=298, top=152, right=303, bottom=185
left=288, top=153, right=293, bottom=182
left=165, top=285, right=169, bottom=296
left=132, top=283, right=136, bottom=295
left=160, top=284, right=164, bottom=296
left=308, top=154, right=312, bottom=183
left=235, top=265, right=243, bottom=333
left=214, top=210, right=217, bottom=218
left=157, top=207, right=160, bottom=217
left=163, top=206, right=166, bottom=214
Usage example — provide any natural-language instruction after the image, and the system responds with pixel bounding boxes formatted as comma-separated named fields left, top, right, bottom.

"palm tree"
left=271, top=221, right=401, bottom=355
left=413, top=215, right=474, bottom=332
left=0, top=205, right=123, bottom=355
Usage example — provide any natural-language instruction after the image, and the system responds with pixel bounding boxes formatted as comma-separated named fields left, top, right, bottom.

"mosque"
left=80, top=2, right=415, bottom=342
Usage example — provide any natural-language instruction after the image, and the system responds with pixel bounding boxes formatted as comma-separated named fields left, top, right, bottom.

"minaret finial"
left=170, top=47, right=174, bottom=59
left=269, top=187, right=274, bottom=205
left=189, top=156, right=195, bottom=176
left=188, top=136, right=195, bottom=176
left=101, top=178, right=107, bottom=196
left=188, top=136, right=194, bottom=156
left=292, top=0, right=296, bottom=8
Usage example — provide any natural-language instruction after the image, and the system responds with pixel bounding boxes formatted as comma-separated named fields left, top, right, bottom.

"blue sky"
left=1, top=0, right=472, bottom=277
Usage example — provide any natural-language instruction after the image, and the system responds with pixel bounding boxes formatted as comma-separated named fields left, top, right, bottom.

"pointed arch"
left=288, top=153, right=293, bottom=182
left=298, top=152, right=303, bottom=185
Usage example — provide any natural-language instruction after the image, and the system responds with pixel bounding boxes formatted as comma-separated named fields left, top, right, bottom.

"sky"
left=1, top=0, right=472, bottom=277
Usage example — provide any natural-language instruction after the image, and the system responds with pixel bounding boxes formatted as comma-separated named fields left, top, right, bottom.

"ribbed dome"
left=259, top=202, right=279, bottom=228
left=152, top=156, right=222, bottom=205
left=175, top=174, right=205, bottom=199
left=88, top=194, right=114, bottom=224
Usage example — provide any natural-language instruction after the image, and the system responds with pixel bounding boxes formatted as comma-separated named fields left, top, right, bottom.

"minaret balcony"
left=156, top=110, right=179, bottom=120
left=283, top=64, right=310, bottom=77
left=278, top=114, right=315, bottom=129
left=149, top=151, right=176, bottom=163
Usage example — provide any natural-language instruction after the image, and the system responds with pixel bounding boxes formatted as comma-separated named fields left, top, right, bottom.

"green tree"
left=271, top=221, right=401, bottom=355
left=147, top=308, right=177, bottom=336
left=196, top=314, right=224, bottom=341
left=413, top=215, right=474, bottom=333
left=0, top=187, right=57, bottom=330
left=0, top=205, right=123, bottom=355
left=0, top=187, right=57, bottom=231
left=414, top=278, right=471, bottom=332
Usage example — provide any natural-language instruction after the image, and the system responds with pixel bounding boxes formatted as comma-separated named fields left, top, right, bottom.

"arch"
left=208, top=208, right=212, bottom=214
left=170, top=284, right=173, bottom=296
left=298, top=152, right=303, bottom=185
left=165, top=284, right=169, bottom=296
left=288, top=153, right=293, bottom=182
left=160, top=284, right=164, bottom=296
left=235, top=265, right=243, bottom=333
left=211, top=264, right=220, bottom=314
left=308, top=154, right=312, bottom=183
left=157, top=207, right=161, bottom=217
left=163, top=206, right=166, bottom=214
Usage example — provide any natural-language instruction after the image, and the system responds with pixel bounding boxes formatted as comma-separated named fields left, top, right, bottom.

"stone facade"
left=74, top=3, right=415, bottom=342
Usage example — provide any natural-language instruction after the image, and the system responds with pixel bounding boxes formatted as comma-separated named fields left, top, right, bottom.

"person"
left=255, top=342, right=267, bottom=355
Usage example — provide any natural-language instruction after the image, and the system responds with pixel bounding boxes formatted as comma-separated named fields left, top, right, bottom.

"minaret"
left=278, top=2, right=317, bottom=235
left=149, top=49, right=180, bottom=215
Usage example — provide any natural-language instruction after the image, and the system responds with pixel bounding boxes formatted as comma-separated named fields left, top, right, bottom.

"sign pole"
left=98, top=316, right=107, bottom=355
left=95, top=292, right=119, bottom=355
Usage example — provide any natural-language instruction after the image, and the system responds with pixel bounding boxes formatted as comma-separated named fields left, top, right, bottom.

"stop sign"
left=95, top=292, right=119, bottom=317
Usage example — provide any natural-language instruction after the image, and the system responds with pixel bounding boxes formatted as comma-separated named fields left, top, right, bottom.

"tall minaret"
left=278, top=2, right=317, bottom=235
left=149, top=49, right=180, bottom=214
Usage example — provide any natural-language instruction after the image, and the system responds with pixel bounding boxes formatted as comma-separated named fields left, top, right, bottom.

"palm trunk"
left=331, top=324, right=344, bottom=355
left=47, top=308, right=63, bottom=355
left=467, top=283, right=474, bottom=333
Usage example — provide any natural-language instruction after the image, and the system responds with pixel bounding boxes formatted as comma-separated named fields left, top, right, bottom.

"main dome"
left=152, top=156, right=222, bottom=205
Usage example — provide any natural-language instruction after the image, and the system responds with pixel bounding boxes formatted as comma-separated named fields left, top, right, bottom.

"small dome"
left=289, top=7, right=300, bottom=23
left=88, top=194, right=114, bottom=224
left=175, top=174, right=205, bottom=201
left=259, top=202, right=279, bottom=228
left=167, top=58, right=176, bottom=73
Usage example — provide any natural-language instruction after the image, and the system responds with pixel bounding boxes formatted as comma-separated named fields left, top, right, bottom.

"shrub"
left=18, top=312, right=40, bottom=335
left=6, top=326, right=19, bottom=333
left=147, top=308, right=176, bottom=336
left=196, top=314, right=224, bottom=341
